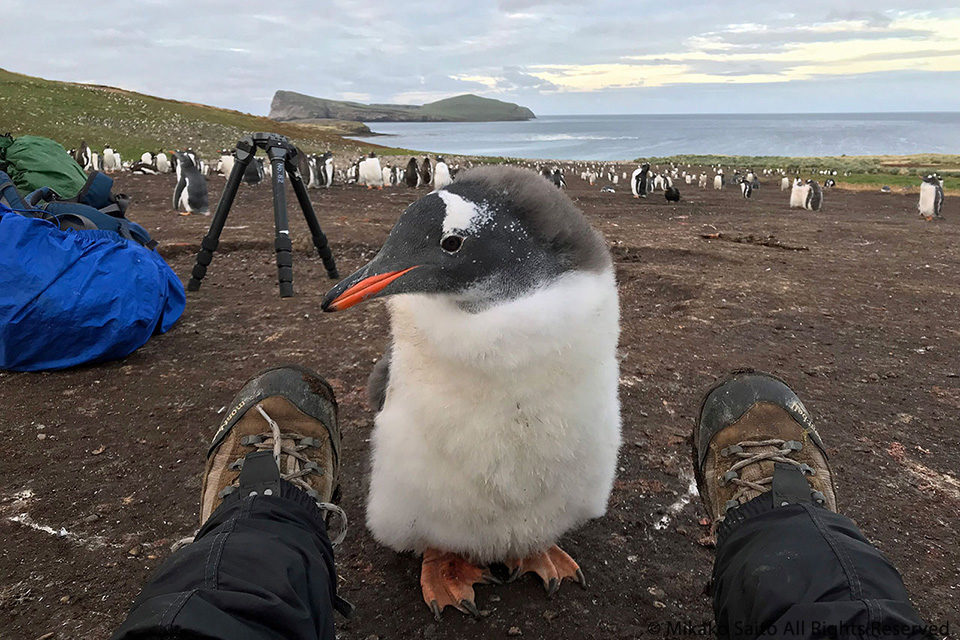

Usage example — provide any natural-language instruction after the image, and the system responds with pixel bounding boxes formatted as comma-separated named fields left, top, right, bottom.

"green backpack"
left=0, top=134, right=88, bottom=199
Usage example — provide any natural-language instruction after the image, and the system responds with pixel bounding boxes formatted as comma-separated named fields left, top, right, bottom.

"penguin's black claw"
left=546, top=577, right=560, bottom=597
left=430, top=600, right=442, bottom=621
left=575, top=568, right=588, bottom=589
left=461, top=599, right=481, bottom=618
left=483, top=572, right=503, bottom=585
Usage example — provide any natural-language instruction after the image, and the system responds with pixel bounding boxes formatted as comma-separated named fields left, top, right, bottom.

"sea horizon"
left=349, top=112, right=960, bottom=161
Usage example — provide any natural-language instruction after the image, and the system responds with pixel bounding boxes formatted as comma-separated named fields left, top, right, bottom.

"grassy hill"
left=416, top=94, right=536, bottom=122
left=0, top=68, right=389, bottom=160
left=270, top=90, right=535, bottom=123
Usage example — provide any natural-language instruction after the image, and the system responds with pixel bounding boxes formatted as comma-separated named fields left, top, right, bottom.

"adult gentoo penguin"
left=918, top=174, right=944, bottom=220
left=405, top=157, right=420, bottom=187
left=433, top=156, right=452, bottom=189
left=805, top=179, right=823, bottom=211
left=172, top=151, right=209, bottom=215
left=321, top=151, right=334, bottom=188
left=631, top=163, right=650, bottom=198
left=739, top=177, right=752, bottom=199
left=419, top=156, right=432, bottom=186
left=321, top=166, right=621, bottom=618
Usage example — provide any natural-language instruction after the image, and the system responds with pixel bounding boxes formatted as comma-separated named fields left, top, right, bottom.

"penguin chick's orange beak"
left=324, top=266, right=419, bottom=312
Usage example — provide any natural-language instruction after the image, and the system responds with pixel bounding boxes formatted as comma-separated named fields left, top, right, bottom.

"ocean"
left=349, top=113, right=960, bottom=161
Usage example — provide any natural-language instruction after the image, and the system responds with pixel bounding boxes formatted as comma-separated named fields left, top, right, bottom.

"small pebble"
left=37, top=433, right=47, bottom=440
left=654, top=600, right=666, bottom=609
left=488, top=594, right=501, bottom=603
left=83, top=514, right=99, bottom=523
left=508, top=627, right=522, bottom=636
left=128, top=544, right=142, bottom=557
left=59, top=595, right=71, bottom=604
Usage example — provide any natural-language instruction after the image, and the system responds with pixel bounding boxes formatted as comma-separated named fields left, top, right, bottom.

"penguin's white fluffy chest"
left=366, top=268, right=621, bottom=563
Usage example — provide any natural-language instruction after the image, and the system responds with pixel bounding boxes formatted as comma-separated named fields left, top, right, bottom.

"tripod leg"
left=269, top=154, right=295, bottom=298
left=187, top=141, right=254, bottom=292
left=288, top=162, right=339, bottom=279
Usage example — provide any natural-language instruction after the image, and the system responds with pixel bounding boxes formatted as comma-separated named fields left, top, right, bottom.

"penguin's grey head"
left=321, top=166, right=610, bottom=313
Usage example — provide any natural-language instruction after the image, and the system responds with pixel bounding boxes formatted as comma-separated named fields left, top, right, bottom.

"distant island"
left=269, top=90, right=535, bottom=123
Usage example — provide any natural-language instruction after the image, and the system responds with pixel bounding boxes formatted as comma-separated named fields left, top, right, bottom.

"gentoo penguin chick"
left=140, top=151, right=153, bottom=165
left=156, top=152, right=171, bottom=174
left=218, top=149, right=235, bottom=176
left=405, top=157, right=420, bottom=187
left=781, top=176, right=791, bottom=191
left=789, top=177, right=808, bottom=208
left=102, top=146, right=119, bottom=172
left=359, top=152, right=384, bottom=189
left=433, top=156, right=452, bottom=190
left=918, top=174, right=943, bottom=220
left=321, top=166, right=621, bottom=618
left=665, top=186, right=681, bottom=202
left=172, top=151, right=209, bottom=216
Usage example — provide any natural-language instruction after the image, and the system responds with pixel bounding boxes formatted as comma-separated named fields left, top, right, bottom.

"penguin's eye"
left=440, top=234, right=465, bottom=254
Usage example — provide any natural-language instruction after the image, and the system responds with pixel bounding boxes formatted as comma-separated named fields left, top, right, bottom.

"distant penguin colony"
left=918, top=174, right=944, bottom=219
left=172, top=151, right=209, bottom=216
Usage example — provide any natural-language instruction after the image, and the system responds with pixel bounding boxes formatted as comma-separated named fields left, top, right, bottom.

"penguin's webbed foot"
left=506, top=544, right=586, bottom=597
left=420, top=548, right=499, bottom=620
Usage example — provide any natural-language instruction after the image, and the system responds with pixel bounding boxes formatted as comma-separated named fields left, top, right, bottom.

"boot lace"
left=720, top=439, right=823, bottom=513
left=242, top=406, right=348, bottom=545
left=175, top=406, right=347, bottom=552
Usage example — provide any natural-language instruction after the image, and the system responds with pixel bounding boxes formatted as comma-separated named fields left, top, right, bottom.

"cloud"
left=0, top=2, right=958, bottom=114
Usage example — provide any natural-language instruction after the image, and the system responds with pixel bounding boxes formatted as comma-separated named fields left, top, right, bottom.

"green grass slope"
left=0, top=68, right=388, bottom=160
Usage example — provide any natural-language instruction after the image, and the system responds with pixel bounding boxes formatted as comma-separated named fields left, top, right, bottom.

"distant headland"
left=269, top=90, right=536, bottom=123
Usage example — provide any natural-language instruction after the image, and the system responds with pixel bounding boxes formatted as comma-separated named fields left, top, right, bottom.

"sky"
left=3, top=1, right=960, bottom=116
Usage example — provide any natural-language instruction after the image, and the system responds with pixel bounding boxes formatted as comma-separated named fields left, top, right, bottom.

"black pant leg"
left=713, top=493, right=934, bottom=640
left=112, top=481, right=338, bottom=640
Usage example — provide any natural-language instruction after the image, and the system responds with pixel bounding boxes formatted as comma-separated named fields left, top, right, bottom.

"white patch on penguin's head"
left=438, top=190, right=493, bottom=235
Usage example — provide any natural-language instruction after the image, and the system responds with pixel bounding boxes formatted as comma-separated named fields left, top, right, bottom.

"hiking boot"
left=200, top=365, right=346, bottom=543
left=693, top=370, right=837, bottom=527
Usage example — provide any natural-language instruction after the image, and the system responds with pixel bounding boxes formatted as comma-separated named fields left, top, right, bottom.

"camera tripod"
left=187, top=132, right=339, bottom=298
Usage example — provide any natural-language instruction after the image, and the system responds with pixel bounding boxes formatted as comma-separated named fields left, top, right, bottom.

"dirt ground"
left=2, top=168, right=959, bottom=639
